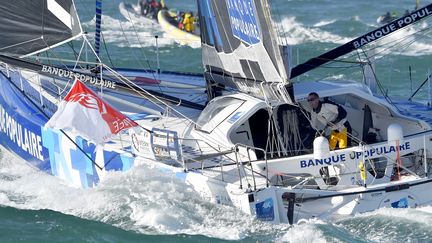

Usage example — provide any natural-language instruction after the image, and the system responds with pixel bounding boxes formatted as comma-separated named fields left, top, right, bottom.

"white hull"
left=2, top=0, right=432, bottom=226
left=135, top=153, right=432, bottom=224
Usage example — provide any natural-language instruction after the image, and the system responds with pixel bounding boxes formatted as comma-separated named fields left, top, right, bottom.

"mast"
left=290, top=4, right=432, bottom=79
left=95, top=0, right=102, bottom=59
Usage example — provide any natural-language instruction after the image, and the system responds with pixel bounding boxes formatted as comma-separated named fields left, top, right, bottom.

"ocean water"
left=2, top=0, right=432, bottom=242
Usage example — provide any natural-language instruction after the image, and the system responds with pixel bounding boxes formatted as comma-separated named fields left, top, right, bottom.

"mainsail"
left=197, top=0, right=293, bottom=103
left=0, top=0, right=82, bottom=57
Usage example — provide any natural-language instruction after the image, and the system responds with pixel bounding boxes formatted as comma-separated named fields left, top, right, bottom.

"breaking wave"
left=0, top=148, right=284, bottom=241
left=276, top=16, right=352, bottom=45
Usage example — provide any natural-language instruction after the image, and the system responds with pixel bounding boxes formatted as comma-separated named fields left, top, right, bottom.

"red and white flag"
left=45, top=79, right=138, bottom=144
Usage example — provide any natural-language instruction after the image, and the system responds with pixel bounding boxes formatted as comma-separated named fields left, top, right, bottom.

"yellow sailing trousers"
left=329, top=128, right=348, bottom=150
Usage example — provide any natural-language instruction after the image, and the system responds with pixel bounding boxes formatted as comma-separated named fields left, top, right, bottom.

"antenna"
left=155, top=35, right=160, bottom=74
left=409, top=66, right=413, bottom=96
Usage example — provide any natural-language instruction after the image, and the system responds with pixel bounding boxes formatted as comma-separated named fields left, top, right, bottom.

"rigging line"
left=266, top=111, right=273, bottom=158
left=409, top=74, right=432, bottom=100
left=317, top=24, right=432, bottom=70
left=361, top=34, right=417, bottom=59
left=296, top=101, right=361, bottom=151
left=43, top=52, right=51, bottom=67
left=121, top=7, right=155, bottom=68
left=27, top=56, right=101, bottom=66
left=357, top=51, right=389, bottom=101
left=356, top=49, right=400, bottom=111
left=104, top=65, right=195, bottom=119
left=292, top=36, right=410, bottom=82
left=37, top=36, right=107, bottom=94
left=0, top=37, right=43, bottom=52
left=300, top=36, right=417, bottom=83
left=282, top=108, right=425, bottom=181
left=117, top=17, right=149, bottom=69
left=116, top=14, right=168, bottom=96
left=319, top=120, right=419, bottom=176
left=271, top=1, right=289, bottom=46
left=37, top=37, right=89, bottom=72
left=19, top=69, right=72, bottom=100
left=38, top=35, right=108, bottom=95
left=0, top=69, right=102, bottom=170
left=108, top=66, right=229, bottom=150
left=273, top=109, right=284, bottom=156
left=124, top=15, right=166, bottom=95
left=67, top=41, right=80, bottom=61
left=344, top=23, right=432, bottom=63
left=101, top=32, right=115, bottom=67
left=306, top=58, right=365, bottom=65
left=12, top=58, right=157, bottom=134
left=72, top=39, right=88, bottom=70
left=75, top=0, right=95, bottom=26
left=296, top=64, right=362, bottom=84
left=300, top=177, right=432, bottom=202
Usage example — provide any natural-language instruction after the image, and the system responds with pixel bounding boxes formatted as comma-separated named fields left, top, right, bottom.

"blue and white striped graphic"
left=94, top=0, right=102, bottom=58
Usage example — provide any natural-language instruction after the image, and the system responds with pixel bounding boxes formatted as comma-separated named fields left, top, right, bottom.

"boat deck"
left=393, top=99, right=432, bottom=125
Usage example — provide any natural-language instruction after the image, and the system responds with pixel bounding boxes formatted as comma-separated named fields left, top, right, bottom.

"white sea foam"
left=276, top=219, right=328, bottom=243
left=0, top=148, right=281, bottom=240
left=351, top=206, right=432, bottom=225
left=334, top=207, right=432, bottom=242
left=276, top=16, right=352, bottom=45
left=276, top=16, right=432, bottom=58
left=313, top=20, right=337, bottom=27
left=81, top=14, right=199, bottom=49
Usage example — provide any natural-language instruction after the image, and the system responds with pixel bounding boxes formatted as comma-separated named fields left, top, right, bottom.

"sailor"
left=139, top=0, right=149, bottom=16
left=182, top=12, right=196, bottom=33
left=177, top=11, right=185, bottom=30
left=308, top=92, right=352, bottom=150
left=147, top=0, right=160, bottom=19
left=384, top=11, right=391, bottom=21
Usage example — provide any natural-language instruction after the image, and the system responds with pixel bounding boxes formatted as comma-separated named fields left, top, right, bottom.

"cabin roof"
left=293, top=80, right=372, bottom=101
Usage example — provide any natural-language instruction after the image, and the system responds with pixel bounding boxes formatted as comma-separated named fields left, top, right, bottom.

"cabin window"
left=196, top=97, right=244, bottom=133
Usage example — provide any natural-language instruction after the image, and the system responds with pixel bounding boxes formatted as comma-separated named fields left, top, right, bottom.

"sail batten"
left=0, top=0, right=83, bottom=57
left=198, top=0, right=293, bottom=103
